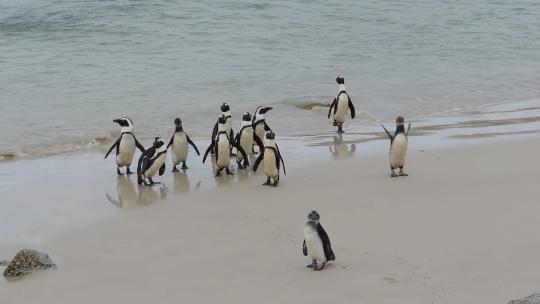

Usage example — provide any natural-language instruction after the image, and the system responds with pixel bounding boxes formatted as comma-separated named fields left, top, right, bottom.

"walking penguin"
left=253, top=131, right=286, bottom=187
left=381, top=116, right=411, bottom=177
left=167, top=118, right=200, bottom=171
left=328, top=76, right=355, bottom=133
left=303, top=210, right=335, bottom=271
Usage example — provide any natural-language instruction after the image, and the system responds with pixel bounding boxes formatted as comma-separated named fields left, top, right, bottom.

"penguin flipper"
left=167, top=135, right=174, bottom=149
left=233, top=141, right=249, bottom=166
left=381, top=124, right=393, bottom=140
left=264, top=121, right=272, bottom=132
left=318, top=224, right=335, bottom=261
left=303, top=239, right=308, bottom=256
left=253, top=151, right=264, bottom=172
left=134, top=136, right=145, bottom=152
left=104, top=137, right=120, bottom=159
left=348, top=95, right=355, bottom=119
left=276, top=144, right=286, bottom=175
left=253, top=133, right=264, bottom=152
left=159, top=163, right=166, bottom=176
left=186, top=135, right=200, bottom=155
left=406, top=123, right=412, bottom=137
left=327, top=98, right=336, bottom=119
left=211, top=122, right=218, bottom=141
left=229, top=129, right=234, bottom=141
left=202, top=142, right=215, bottom=164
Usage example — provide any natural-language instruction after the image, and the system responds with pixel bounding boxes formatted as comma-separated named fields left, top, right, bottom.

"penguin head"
left=220, top=103, right=230, bottom=113
left=307, top=210, right=320, bottom=222
left=153, top=137, right=166, bottom=152
left=336, top=76, right=345, bottom=85
left=265, top=131, right=276, bottom=140
left=396, top=116, right=405, bottom=126
left=174, top=118, right=182, bottom=126
left=255, top=106, right=273, bottom=116
left=113, top=117, right=134, bottom=132
left=242, top=112, right=252, bottom=122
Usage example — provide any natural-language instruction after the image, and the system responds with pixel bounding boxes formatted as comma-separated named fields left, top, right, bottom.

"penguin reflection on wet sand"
left=105, top=175, right=139, bottom=208
left=381, top=116, right=411, bottom=177
left=167, top=118, right=200, bottom=171
left=329, top=134, right=356, bottom=159
left=303, top=210, right=335, bottom=271
left=137, top=137, right=167, bottom=186
left=234, top=112, right=263, bottom=169
left=203, top=114, right=248, bottom=177
left=252, top=106, right=273, bottom=152
left=253, top=131, right=286, bottom=187
left=328, top=76, right=355, bottom=133
left=104, top=117, right=145, bottom=175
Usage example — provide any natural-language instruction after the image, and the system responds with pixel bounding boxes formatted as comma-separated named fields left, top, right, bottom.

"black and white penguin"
left=302, top=210, right=335, bottom=271
left=252, top=106, right=273, bottom=151
left=203, top=114, right=248, bottom=177
left=137, top=137, right=167, bottom=186
left=104, top=117, right=145, bottom=175
left=328, top=76, right=355, bottom=133
left=234, top=112, right=264, bottom=169
left=167, top=118, right=200, bottom=171
left=253, top=131, right=286, bottom=187
left=211, top=103, right=234, bottom=143
left=381, top=116, right=411, bottom=177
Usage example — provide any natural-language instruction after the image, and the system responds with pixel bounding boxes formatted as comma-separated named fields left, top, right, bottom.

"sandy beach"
left=1, top=136, right=539, bottom=303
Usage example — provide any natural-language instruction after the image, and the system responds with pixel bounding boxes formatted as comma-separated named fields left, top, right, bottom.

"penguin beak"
left=113, top=119, right=122, bottom=124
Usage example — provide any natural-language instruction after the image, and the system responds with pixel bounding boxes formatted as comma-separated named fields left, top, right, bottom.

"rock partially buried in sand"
left=509, top=293, right=540, bottom=304
left=3, top=249, right=57, bottom=278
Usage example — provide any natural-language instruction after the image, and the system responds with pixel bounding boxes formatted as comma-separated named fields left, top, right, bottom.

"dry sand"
left=1, top=138, right=539, bottom=303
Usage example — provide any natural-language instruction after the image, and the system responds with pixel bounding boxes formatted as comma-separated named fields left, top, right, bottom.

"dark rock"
left=509, top=293, right=540, bottom=304
left=3, top=249, right=56, bottom=278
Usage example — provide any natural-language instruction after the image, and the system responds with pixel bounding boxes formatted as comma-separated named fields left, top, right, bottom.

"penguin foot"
left=225, top=168, right=234, bottom=175
left=215, top=171, right=222, bottom=177
left=172, top=166, right=179, bottom=173
left=390, top=171, right=398, bottom=177
left=314, top=263, right=326, bottom=271
left=243, top=160, right=249, bottom=168
left=263, top=177, right=271, bottom=186
left=306, top=261, right=317, bottom=268
left=399, top=170, right=408, bottom=177
left=272, top=180, right=279, bottom=187
left=126, top=167, right=134, bottom=175
left=117, top=168, right=124, bottom=176
left=181, top=162, right=188, bottom=170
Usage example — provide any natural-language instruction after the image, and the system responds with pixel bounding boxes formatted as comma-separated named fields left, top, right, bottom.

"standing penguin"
left=104, top=117, right=145, bottom=175
left=234, top=112, right=264, bottom=169
left=211, top=103, right=234, bottom=142
left=381, top=116, right=411, bottom=177
left=137, top=137, right=167, bottom=186
left=203, top=115, right=248, bottom=177
left=328, top=76, right=355, bottom=133
left=302, top=210, right=335, bottom=271
left=167, top=118, right=200, bottom=171
left=253, top=131, right=286, bottom=187
left=252, top=106, right=273, bottom=151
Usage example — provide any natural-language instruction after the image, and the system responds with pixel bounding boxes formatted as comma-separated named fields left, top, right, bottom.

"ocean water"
left=1, top=0, right=540, bottom=159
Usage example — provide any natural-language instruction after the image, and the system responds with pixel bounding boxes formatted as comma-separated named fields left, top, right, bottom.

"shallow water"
left=1, top=0, right=540, bottom=159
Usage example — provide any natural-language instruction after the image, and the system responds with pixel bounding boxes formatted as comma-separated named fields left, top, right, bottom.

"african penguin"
left=137, top=137, right=167, bottom=186
left=104, top=117, right=145, bottom=175
left=252, top=106, right=273, bottom=152
left=167, top=118, right=200, bottom=171
left=253, top=131, right=286, bottom=187
left=303, top=210, right=335, bottom=271
left=381, top=116, right=411, bottom=177
left=328, top=76, right=355, bottom=133
left=203, top=114, right=248, bottom=177
left=234, top=112, right=264, bottom=169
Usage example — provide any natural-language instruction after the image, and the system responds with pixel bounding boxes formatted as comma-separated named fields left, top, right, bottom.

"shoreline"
left=1, top=137, right=539, bottom=302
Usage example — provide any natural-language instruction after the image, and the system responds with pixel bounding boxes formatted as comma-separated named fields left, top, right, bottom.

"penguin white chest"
left=263, top=149, right=279, bottom=178
left=239, top=128, right=254, bottom=158
left=144, top=153, right=166, bottom=178
left=117, top=134, right=136, bottom=166
left=216, top=136, right=230, bottom=168
left=304, top=225, right=326, bottom=263
left=334, top=95, right=349, bottom=123
left=254, top=122, right=265, bottom=140
left=225, top=118, right=232, bottom=135
left=389, top=133, right=408, bottom=168
left=171, top=133, right=189, bottom=164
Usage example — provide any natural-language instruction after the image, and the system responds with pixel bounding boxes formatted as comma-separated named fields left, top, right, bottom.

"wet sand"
left=1, top=137, right=539, bottom=303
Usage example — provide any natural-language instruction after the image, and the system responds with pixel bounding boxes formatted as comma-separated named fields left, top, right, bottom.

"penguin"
left=234, top=112, right=264, bottom=169
left=253, top=131, right=286, bottom=187
left=381, top=116, right=411, bottom=177
left=137, top=137, right=167, bottom=186
left=302, top=210, right=335, bottom=271
left=104, top=117, right=145, bottom=175
left=252, top=106, right=273, bottom=151
left=203, top=114, right=249, bottom=177
left=167, top=118, right=200, bottom=171
left=211, top=103, right=234, bottom=143
left=328, top=76, right=355, bottom=133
